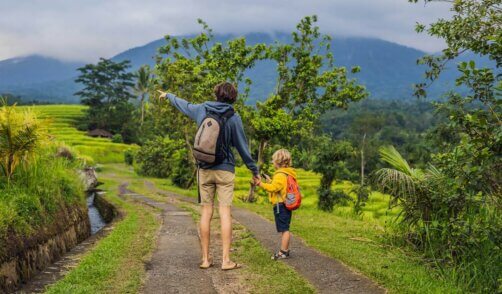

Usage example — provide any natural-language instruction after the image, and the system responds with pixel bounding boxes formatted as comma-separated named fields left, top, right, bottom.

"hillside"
left=0, top=34, right=493, bottom=103
left=28, top=105, right=135, bottom=163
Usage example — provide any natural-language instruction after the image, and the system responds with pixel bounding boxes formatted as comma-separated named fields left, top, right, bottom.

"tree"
left=245, top=16, right=367, bottom=201
left=410, top=0, right=500, bottom=208
left=312, top=139, right=354, bottom=211
left=75, top=58, right=136, bottom=140
left=152, top=19, right=267, bottom=187
left=134, top=65, right=152, bottom=125
left=255, top=16, right=366, bottom=163
left=372, top=1, right=501, bottom=290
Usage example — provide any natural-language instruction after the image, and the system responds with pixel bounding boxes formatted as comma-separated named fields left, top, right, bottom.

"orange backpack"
left=281, top=173, right=302, bottom=211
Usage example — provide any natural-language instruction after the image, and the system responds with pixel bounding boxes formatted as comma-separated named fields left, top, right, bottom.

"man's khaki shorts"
left=198, top=169, right=235, bottom=206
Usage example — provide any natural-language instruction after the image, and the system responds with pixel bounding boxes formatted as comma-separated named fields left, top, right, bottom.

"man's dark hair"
left=214, top=82, right=237, bottom=104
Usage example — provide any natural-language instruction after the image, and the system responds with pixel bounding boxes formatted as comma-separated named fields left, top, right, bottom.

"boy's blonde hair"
left=272, top=149, right=292, bottom=168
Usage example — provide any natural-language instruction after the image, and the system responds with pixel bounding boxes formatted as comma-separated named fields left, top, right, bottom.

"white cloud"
left=0, top=0, right=452, bottom=62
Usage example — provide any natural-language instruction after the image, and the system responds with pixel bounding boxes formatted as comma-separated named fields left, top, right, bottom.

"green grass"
left=45, top=166, right=161, bottom=293
left=26, top=105, right=136, bottom=163
left=0, top=149, right=86, bottom=242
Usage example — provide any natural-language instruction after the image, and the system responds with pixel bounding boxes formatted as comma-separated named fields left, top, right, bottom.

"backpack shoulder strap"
left=222, top=109, right=234, bottom=119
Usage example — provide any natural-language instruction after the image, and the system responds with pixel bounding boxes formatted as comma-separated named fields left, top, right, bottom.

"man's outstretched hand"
left=157, top=90, right=167, bottom=100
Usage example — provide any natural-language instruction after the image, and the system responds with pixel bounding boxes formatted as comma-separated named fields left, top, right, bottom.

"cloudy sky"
left=0, top=0, right=452, bottom=62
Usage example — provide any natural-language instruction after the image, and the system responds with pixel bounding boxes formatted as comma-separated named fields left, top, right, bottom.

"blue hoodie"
left=166, top=93, right=259, bottom=176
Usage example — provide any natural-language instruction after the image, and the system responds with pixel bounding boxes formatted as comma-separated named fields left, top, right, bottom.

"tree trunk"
left=183, top=129, right=198, bottom=188
left=360, top=133, right=366, bottom=186
left=246, top=139, right=267, bottom=202
left=257, top=139, right=267, bottom=168
left=140, top=93, right=145, bottom=125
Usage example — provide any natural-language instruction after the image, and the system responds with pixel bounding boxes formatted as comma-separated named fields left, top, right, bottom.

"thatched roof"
left=87, top=129, right=113, bottom=138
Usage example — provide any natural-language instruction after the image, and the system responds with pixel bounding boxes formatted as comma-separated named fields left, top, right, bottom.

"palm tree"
left=373, top=145, right=442, bottom=225
left=0, top=102, right=45, bottom=184
left=134, top=65, right=152, bottom=125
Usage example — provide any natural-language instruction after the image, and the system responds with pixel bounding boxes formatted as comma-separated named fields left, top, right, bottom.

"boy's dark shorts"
left=273, top=203, right=292, bottom=232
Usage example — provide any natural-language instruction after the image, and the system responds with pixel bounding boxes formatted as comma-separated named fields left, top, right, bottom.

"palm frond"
left=379, top=145, right=414, bottom=175
left=374, top=168, right=416, bottom=199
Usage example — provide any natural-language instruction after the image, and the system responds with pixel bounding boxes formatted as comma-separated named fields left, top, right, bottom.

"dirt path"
left=152, top=184, right=385, bottom=294
left=119, top=184, right=247, bottom=294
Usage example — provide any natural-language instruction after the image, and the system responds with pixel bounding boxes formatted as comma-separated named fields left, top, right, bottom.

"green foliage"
left=170, top=147, right=194, bottom=188
left=313, top=139, right=354, bottom=211
left=0, top=102, right=47, bottom=182
left=313, top=139, right=354, bottom=188
left=124, top=149, right=134, bottom=165
left=249, top=16, right=367, bottom=168
left=374, top=146, right=501, bottom=291
left=317, top=188, right=352, bottom=212
left=135, top=136, right=188, bottom=181
left=322, top=99, right=439, bottom=173
left=111, top=134, right=123, bottom=143
left=75, top=58, right=139, bottom=143
left=0, top=147, right=85, bottom=239
left=133, top=65, right=152, bottom=125
left=352, top=184, right=370, bottom=215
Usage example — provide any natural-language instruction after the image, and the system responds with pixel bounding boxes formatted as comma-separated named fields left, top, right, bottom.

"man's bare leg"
left=219, top=205, right=237, bottom=268
left=200, top=204, right=213, bottom=267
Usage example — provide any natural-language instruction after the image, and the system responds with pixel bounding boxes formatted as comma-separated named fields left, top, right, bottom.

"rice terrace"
left=0, top=0, right=500, bottom=293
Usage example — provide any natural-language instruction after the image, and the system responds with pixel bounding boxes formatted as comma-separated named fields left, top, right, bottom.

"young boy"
left=254, top=149, right=296, bottom=260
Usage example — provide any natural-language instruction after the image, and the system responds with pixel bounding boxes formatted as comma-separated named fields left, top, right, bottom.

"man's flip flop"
left=199, top=259, right=213, bottom=269
left=221, top=262, right=241, bottom=271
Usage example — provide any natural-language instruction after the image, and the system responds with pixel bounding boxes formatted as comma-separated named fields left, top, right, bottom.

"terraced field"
left=28, top=105, right=136, bottom=163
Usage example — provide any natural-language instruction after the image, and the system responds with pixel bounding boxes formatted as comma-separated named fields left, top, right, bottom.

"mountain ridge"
left=0, top=33, right=491, bottom=103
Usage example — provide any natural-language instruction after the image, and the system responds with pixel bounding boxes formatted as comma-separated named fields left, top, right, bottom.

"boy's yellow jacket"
left=259, top=167, right=297, bottom=205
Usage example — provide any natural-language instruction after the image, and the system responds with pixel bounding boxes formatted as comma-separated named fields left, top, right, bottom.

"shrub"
left=135, top=136, right=184, bottom=178
left=312, top=138, right=354, bottom=211
left=0, top=103, right=47, bottom=182
left=124, top=149, right=134, bottom=165
left=111, top=134, right=123, bottom=143
left=373, top=145, right=501, bottom=291
left=171, top=148, right=195, bottom=188
left=317, top=188, right=351, bottom=212
left=352, top=185, right=370, bottom=215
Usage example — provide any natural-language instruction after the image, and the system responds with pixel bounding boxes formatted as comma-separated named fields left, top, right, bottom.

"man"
left=158, top=82, right=259, bottom=270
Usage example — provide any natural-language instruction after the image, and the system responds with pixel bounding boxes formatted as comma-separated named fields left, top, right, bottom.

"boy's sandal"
left=272, top=250, right=290, bottom=260
left=221, top=262, right=241, bottom=271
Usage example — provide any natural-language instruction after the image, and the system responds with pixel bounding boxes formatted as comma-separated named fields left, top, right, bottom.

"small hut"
left=87, top=129, right=113, bottom=139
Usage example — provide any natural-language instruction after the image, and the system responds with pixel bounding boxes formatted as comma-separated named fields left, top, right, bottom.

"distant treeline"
left=1, top=93, right=58, bottom=105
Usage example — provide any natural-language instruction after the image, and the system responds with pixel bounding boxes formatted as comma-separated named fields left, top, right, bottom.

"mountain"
left=111, top=34, right=431, bottom=102
left=0, top=34, right=493, bottom=103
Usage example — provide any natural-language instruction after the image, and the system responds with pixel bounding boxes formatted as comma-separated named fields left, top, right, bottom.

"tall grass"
left=0, top=147, right=85, bottom=238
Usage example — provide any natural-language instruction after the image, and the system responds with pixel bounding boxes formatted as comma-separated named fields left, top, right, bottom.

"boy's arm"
left=259, top=174, right=285, bottom=193
left=164, top=92, right=202, bottom=121
left=231, top=115, right=259, bottom=176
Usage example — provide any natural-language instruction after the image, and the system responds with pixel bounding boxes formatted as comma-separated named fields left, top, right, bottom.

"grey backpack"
left=193, top=109, right=234, bottom=165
